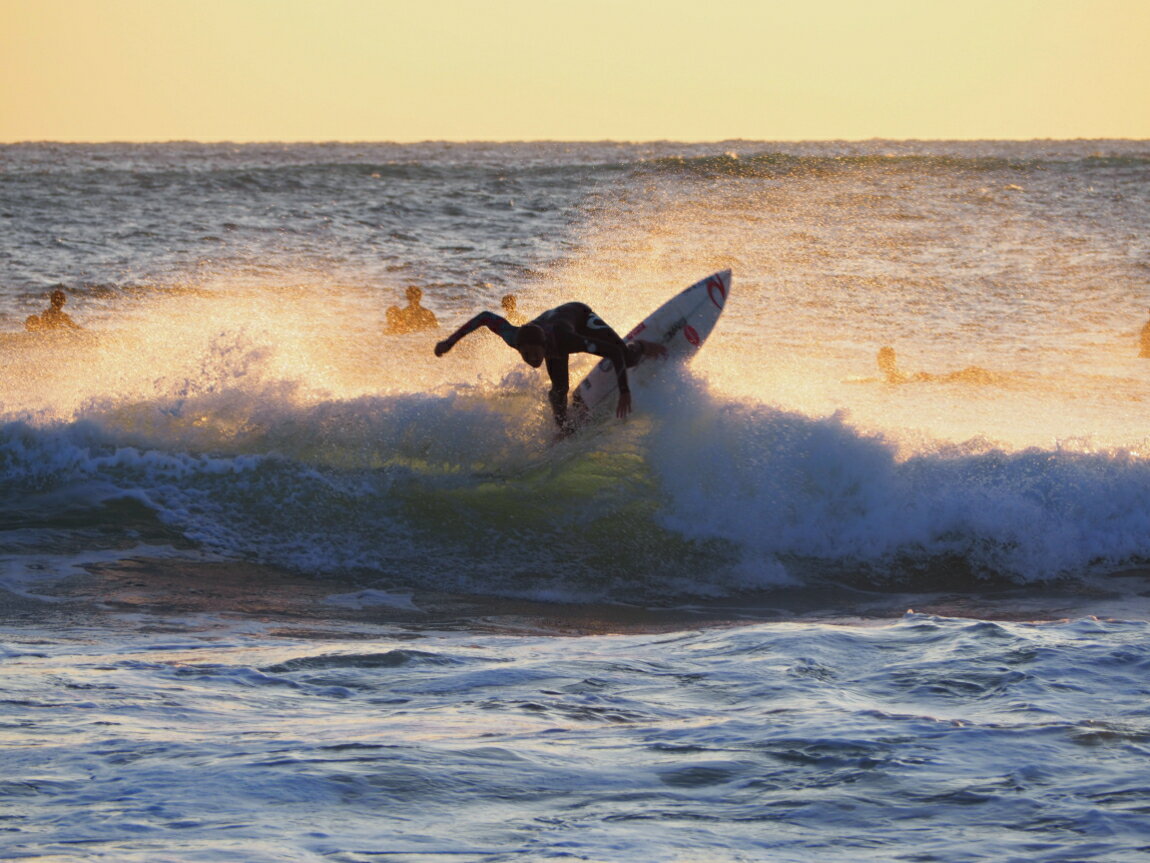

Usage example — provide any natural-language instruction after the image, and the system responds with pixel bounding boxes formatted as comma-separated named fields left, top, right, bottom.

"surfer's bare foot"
left=616, top=391, right=633, bottom=419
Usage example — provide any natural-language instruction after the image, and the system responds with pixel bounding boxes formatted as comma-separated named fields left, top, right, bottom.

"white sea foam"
left=5, top=348, right=1150, bottom=598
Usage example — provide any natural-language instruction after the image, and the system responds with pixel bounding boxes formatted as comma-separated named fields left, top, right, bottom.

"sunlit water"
left=2, top=140, right=1150, bottom=861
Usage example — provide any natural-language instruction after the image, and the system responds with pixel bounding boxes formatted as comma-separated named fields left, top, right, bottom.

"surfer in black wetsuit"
left=434, top=302, right=666, bottom=430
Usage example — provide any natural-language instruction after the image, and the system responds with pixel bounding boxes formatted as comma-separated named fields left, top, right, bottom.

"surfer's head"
left=513, top=324, right=545, bottom=367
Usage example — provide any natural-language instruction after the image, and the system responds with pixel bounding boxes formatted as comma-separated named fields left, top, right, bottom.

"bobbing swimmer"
left=26, top=289, right=82, bottom=332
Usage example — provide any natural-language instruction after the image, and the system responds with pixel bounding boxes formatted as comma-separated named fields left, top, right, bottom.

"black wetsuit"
left=529, top=303, right=642, bottom=428
left=436, top=302, right=642, bottom=428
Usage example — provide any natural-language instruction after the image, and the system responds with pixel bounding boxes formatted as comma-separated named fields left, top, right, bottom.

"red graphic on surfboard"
left=707, top=274, right=728, bottom=309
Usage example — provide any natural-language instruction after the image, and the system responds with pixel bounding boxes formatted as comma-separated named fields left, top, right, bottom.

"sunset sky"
left=3, top=0, right=1148, bottom=142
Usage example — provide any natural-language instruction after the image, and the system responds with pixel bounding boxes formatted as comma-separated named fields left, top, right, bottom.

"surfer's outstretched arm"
left=434, top=312, right=517, bottom=356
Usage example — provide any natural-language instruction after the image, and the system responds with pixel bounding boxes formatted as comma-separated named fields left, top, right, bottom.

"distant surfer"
left=876, top=346, right=997, bottom=384
left=1139, top=309, right=1150, bottom=358
left=434, top=302, right=666, bottom=430
left=385, top=286, right=438, bottom=334
left=25, top=289, right=82, bottom=332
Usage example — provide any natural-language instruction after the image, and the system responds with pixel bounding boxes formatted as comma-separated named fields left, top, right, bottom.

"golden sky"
left=2, top=0, right=1148, bottom=142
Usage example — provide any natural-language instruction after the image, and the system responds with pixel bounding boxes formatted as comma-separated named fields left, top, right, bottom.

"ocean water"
left=3, top=140, right=1150, bottom=861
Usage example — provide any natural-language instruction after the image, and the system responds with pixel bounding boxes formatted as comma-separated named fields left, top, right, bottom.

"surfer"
left=385, top=286, right=438, bottom=334
left=25, top=289, right=82, bottom=332
left=1139, top=309, right=1150, bottom=358
left=434, top=302, right=666, bottom=429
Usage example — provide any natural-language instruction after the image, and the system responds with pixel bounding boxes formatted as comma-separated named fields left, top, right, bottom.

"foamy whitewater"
left=2, top=141, right=1150, bottom=861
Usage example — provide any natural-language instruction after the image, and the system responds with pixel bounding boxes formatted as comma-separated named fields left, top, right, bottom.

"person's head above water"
left=405, top=285, right=422, bottom=303
left=50, top=289, right=66, bottom=308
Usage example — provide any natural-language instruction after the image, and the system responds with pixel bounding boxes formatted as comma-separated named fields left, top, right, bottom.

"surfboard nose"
left=707, top=269, right=732, bottom=309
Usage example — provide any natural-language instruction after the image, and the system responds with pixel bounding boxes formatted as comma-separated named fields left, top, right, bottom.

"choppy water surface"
left=5, top=615, right=1150, bottom=862
left=3, top=140, right=1150, bottom=860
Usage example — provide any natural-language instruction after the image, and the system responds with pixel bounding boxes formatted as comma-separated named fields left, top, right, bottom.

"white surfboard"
left=571, top=269, right=731, bottom=422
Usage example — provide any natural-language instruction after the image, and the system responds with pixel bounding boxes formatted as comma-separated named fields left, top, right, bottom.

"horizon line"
left=3, top=136, right=1149, bottom=146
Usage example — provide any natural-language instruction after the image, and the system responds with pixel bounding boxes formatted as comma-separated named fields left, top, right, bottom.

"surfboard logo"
left=707, top=274, right=728, bottom=309
left=684, top=324, right=701, bottom=346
